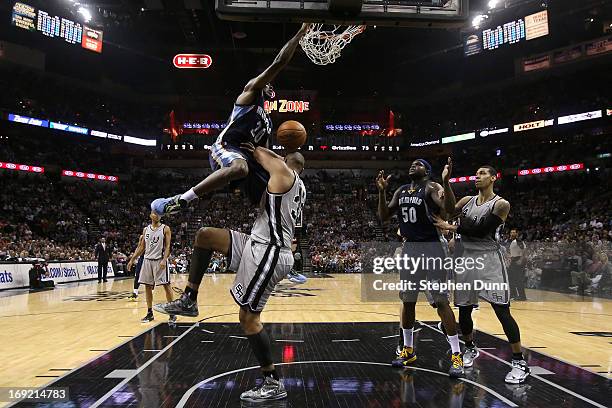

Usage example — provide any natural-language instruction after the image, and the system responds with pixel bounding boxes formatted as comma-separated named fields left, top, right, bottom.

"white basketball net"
left=299, top=24, right=366, bottom=65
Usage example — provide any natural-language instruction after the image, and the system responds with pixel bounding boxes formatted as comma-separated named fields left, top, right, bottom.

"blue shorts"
left=209, top=142, right=246, bottom=170
left=209, top=142, right=269, bottom=204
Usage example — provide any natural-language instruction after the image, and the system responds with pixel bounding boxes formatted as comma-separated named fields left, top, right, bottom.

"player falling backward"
left=155, top=143, right=306, bottom=403
left=434, top=158, right=530, bottom=384
left=125, top=211, right=176, bottom=324
left=152, top=23, right=310, bottom=214
left=377, top=159, right=464, bottom=378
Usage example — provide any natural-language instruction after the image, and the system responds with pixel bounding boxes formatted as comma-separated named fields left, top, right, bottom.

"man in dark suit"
left=95, top=237, right=111, bottom=283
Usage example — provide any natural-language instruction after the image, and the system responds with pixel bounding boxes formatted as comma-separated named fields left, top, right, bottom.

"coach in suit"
left=95, top=237, right=111, bottom=283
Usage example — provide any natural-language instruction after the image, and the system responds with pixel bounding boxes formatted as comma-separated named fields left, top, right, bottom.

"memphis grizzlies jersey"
left=397, top=182, right=441, bottom=242
left=459, top=195, right=504, bottom=251
left=251, top=172, right=306, bottom=248
left=216, top=92, right=272, bottom=148
left=144, top=224, right=166, bottom=260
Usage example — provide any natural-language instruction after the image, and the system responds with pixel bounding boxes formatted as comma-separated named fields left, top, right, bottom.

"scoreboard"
left=464, top=9, right=549, bottom=56
left=11, top=2, right=103, bottom=53
left=483, top=19, right=525, bottom=51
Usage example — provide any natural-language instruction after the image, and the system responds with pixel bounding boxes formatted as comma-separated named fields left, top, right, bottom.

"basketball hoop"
left=300, top=24, right=366, bottom=66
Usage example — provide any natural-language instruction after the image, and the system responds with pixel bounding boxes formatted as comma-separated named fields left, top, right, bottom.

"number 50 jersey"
left=397, top=182, right=441, bottom=242
left=216, top=92, right=272, bottom=148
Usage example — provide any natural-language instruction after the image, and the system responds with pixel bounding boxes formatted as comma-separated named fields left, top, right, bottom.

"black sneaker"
left=240, top=376, right=287, bottom=403
left=140, top=312, right=154, bottom=323
left=153, top=293, right=199, bottom=317
left=392, top=346, right=417, bottom=368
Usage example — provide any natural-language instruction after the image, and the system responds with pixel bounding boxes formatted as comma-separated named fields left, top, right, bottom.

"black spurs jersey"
left=216, top=92, right=272, bottom=148
left=397, top=182, right=441, bottom=242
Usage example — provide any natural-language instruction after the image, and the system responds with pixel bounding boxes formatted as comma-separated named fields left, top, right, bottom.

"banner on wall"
left=0, top=261, right=115, bottom=290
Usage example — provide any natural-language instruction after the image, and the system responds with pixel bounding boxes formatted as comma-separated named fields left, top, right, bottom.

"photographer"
left=29, top=260, right=54, bottom=290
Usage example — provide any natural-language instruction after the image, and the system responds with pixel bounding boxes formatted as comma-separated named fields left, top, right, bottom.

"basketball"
left=276, top=120, right=307, bottom=151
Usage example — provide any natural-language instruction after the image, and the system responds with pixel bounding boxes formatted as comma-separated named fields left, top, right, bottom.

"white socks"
left=133, top=288, right=138, bottom=296
left=448, top=334, right=461, bottom=354
left=402, top=328, right=414, bottom=348
left=180, top=188, right=198, bottom=203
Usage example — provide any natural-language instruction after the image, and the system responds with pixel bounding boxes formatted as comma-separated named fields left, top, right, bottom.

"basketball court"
left=1, top=274, right=610, bottom=407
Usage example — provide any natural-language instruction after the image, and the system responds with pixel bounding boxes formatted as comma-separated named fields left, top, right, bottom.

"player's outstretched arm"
left=376, top=170, right=399, bottom=222
left=236, top=24, right=310, bottom=105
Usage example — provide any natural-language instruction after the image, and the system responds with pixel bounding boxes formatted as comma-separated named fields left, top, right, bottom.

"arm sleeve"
left=457, top=213, right=504, bottom=238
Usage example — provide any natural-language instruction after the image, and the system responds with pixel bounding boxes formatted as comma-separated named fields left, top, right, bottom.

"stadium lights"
left=472, top=14, right=488, bottom=28
left=488, top=0, right=499, bottom=9
left=77, top=7, right=92, bottom=22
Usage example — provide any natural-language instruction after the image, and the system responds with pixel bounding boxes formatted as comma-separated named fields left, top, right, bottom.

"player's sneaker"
left=449, top=352, right=465, bottom=378
left=463, top=346, right=479, bottom=368
left=153, top=292, right=199, bottom=317
left=240, top=376, right=287, bottom=403
left=151, top=194, right=186, bottom=216
left=392, top=346, right=417, bottom=368
left=140, top=312, right=154, bottom=323
left=287, top=270, right=307, bottom=284
left=128, top=293, right=138, bottom=302
left=505, top=359, right=530, bottom=384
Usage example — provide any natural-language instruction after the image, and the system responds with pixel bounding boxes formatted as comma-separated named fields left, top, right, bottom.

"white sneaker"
left=505, top=359, right=530, bottom=384
left=463, top=347, right=479, bottom=368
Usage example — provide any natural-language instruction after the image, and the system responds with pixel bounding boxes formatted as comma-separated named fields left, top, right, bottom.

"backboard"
left=216, top=0, right=469, bottom=29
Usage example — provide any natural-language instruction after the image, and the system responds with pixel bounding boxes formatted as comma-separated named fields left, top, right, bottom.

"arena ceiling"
left=0, top=0, right=609, bottom=98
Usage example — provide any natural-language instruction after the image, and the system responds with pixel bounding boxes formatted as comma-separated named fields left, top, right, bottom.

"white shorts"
left=139, top=258, right=170, bottom=286
left=454, top=248, right=510, bottom=306
left=228, top=230, right=293, bottom=312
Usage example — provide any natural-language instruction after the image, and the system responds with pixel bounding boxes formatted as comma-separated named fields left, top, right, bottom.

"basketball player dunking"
left=152, top=23, right=310, bottom=214
left=434, top=158, right=530, bottom=384
left=126, top=211, right=175, bottom=323
left=377, top=159, right=464, bottom=378
left=155, top=143, right=305, bottom=403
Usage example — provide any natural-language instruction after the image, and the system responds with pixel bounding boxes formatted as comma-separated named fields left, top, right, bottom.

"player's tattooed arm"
left=492, top=198, right=511, bottom=222
left=237, top=23, right=310, bottom=104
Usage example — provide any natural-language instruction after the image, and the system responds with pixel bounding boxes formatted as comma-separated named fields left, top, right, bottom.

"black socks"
left=188, top=247, right=213, bottom=286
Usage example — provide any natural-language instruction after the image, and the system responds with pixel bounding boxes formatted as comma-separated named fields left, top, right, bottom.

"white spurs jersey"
left=144, top=224, right=166, bottom=260
left=250, top=172, right=306, bottom=248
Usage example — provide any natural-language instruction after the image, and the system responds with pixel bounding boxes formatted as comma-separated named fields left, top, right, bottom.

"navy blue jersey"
left=216, top=92, right=272, bottom=148
left=397, top=182, right=441, bottom=242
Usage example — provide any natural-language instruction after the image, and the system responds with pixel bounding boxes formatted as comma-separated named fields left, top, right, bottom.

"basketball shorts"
left=453, top=247, right=510, bottom=306
left=399, top=240, right=450, bottom=305
left=209, top=142, right=269, bottom=204
left=138, top=258, right=170, bottom=286
left=228, top=230, right=294, bottom=313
